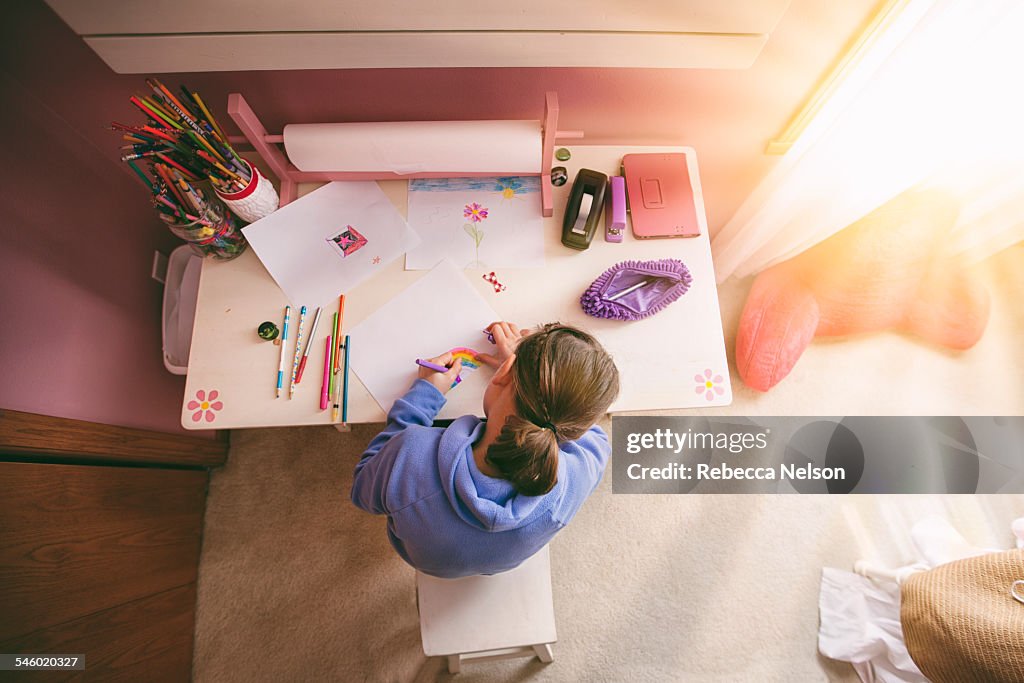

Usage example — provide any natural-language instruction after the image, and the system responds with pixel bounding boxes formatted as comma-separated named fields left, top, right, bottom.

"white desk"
left=182, top=146, right=732, bottom=429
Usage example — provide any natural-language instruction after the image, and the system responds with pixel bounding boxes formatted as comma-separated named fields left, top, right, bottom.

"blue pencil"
left=275, top=306, right=290, bottom=398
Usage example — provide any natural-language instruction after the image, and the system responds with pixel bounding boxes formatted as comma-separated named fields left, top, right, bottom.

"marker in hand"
left=416, top=358, right=462, bottom=386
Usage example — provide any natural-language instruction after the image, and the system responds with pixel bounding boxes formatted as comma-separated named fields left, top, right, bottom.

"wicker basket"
left=901, top=549, right=1024, bottom=683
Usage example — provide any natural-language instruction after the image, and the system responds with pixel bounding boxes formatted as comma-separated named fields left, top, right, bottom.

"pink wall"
left=0, top=3, right=189, bottom=435
left=0, top=0, right=877, bottom=434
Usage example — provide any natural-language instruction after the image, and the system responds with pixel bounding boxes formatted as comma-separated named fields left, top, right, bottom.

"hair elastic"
left=540, top=422, right=558, bottom=437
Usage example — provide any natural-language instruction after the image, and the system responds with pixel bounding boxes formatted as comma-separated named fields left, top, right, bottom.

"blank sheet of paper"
left=348, top=260, right=499, bottom=417
left=242, top=181, right=419, bottom=307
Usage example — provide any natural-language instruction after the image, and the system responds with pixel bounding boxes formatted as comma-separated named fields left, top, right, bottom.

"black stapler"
left=561, top=168, right=608, bottom=250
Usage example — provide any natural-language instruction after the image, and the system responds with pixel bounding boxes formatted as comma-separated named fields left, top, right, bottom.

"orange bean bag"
left=735, top=188, right=990, bottom=391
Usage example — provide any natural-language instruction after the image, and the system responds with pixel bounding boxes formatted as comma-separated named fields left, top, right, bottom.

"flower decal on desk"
left=188, top=389, right=223, bottom=423
left=695, top=369, right=725, bottom=401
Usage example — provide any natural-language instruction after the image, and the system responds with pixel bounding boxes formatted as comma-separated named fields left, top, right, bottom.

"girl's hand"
left=418, top=352, right=463, bottom=394
left=478, top=321, right=529, bottom=368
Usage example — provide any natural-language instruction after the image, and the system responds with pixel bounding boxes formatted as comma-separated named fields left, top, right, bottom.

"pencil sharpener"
left=561, top=168, right=608, bottom=251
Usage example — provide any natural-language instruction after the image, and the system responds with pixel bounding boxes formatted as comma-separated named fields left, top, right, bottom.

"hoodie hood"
left=436, top=415, right=565, bottom=532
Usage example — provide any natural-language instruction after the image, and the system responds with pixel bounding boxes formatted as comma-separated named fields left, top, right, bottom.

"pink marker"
left=320, top=336, right=332, bottom=410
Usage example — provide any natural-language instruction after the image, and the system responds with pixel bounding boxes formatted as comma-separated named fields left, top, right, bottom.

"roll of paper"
left=283, top=120, right=542, bottom=175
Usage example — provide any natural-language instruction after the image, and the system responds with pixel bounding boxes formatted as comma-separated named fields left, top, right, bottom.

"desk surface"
left=183, top=146, right=732, bottom=429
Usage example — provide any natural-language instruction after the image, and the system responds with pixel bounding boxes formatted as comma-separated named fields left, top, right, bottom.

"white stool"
left=416, top=545, right=557, bottom=674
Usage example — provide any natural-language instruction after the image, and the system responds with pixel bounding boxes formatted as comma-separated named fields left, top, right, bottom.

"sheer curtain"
left=711, top=0, right=1024, bottom=282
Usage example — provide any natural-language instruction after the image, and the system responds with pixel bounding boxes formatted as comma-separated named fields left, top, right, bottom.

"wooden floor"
left=0, top=409, right=226, bottom=681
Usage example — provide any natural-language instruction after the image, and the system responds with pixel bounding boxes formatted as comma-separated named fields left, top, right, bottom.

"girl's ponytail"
left=486, top=415, right=560, bottom=495
left=485, top=323, right=619, bottom=496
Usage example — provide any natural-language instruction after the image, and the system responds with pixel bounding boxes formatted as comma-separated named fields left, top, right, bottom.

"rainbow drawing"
left=449, top=347, right=480, bottom=369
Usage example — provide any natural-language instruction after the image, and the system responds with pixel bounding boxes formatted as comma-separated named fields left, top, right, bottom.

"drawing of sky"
left=410, top=176, right=541, bottom=194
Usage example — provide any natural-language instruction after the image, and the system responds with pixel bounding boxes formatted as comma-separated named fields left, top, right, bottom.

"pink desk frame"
left=225, top=91, right=581, bottom=217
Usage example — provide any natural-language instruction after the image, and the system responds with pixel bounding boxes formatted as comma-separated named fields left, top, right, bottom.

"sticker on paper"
left=326, top=225, right=368, bottom=259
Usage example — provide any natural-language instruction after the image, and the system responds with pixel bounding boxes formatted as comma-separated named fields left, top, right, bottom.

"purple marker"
left=483, top=329, right=495, bottom=344
left=416, top=358, right=449, bottom=373
left=416, top=358, right=462, bottom=386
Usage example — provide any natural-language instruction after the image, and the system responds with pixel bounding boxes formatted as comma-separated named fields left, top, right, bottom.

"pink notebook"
left=622, top=153, right=700, bottom=239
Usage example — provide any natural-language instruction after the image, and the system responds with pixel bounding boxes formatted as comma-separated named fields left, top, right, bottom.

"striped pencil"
left=275, top=306, right=291, bottom=398
left=289, top=305, right=307, bottom=398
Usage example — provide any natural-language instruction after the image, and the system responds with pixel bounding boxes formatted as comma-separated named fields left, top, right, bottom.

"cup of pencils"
left=213, top=158, right=279, bottom=223
left=158, top=180, right=247, bottom=260
left=114, top=78, right=279, bottom=255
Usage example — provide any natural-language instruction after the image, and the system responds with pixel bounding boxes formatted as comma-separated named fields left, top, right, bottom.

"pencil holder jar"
left=214, top=159, right=279, bottom=223
left=162, top=185, right=248, bottom=260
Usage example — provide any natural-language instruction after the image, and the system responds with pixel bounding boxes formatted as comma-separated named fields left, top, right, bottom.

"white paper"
left=242, top=182, right=419, bottom=307
left=405, top=176, right=545, bottom=270
left=349, top=260, right=499, bottom=417
left=283, top=120, right=541, bottom=174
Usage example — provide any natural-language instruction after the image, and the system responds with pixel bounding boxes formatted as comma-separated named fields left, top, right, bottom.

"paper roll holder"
left=225, top=91, right=581, bottom=217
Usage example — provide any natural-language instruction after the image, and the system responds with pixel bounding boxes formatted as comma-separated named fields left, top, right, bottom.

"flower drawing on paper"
left=187, top=389, right=223, bottom=423
left=464, top=202, right=489, bottom=222
left=463, top=202, right=489, bottom=267
left=694, top=369, right=725, bottom=401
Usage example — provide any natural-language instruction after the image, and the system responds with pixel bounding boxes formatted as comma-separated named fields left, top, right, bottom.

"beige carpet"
left=192, top=420, right=1024, bottom=682
left=194, top=247, right=1024, bottom=681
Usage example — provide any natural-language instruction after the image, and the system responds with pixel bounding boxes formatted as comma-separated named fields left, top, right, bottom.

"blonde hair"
left=485, top=324, right=619, bottom=495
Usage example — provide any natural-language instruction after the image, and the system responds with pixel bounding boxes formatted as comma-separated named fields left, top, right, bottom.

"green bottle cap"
left=555, top=147, right=571, bottom=161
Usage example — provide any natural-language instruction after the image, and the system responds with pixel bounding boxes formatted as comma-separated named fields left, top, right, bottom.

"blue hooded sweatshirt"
left=351, top=379, right=609, bottom=578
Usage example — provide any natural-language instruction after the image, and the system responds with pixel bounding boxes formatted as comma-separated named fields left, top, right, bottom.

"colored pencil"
left=321, top=336, right=332, bottom=411
left=330, top=295, right=346, bottom=422
left=289, top=305, right=307, bottom=398
left=327, top=312, right=338, bottom=406
left=334, top=295, right=346, bottom=375
left=126, top=160, right=154, bottom=191
left=114, top=79, right=255, bottom=207
left=276, top=306, right=291, bottom=398
left=342, top=335, right=351, bottom=423
left=129, top=96, right=178, bottom=129
left=190, top=90, right=229, bottom=145
left=295, top=306, right=322, bottom=384
left=155, top=152, right=199, bottom=180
